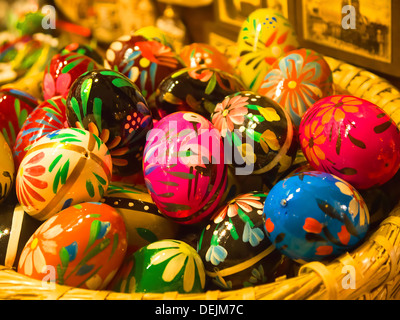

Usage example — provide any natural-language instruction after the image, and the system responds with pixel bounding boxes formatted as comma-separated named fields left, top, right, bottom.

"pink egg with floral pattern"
left=43, top=52, right=101, bottom=100
left=143, top=112, right=227, bottom=224
left=299, top=95, right=400, bottom=189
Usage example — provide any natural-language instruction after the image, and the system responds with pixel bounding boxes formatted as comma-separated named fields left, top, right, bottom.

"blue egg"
left=263, top=171, right=370, bottom=263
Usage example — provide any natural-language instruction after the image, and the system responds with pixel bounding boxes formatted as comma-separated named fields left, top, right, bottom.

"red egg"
left=0, top=88, right=39, bottom=147
left=17, top=202, right=127, bottom=290
left=13, top=96, right=68, bottom=169
left=104, top=35, right=184, bottom=105
left=299, top=95, right=400, bottom=189
left=42, top=52, right=101, bottom=100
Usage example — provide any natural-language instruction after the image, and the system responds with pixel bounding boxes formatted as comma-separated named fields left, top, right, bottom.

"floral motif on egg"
left=299, top=95, right=400, bottom=189
left=155, top=67, right=246, bottom=118
left=105, top=35, right=184, bottom=103
left=197, top=192, right=283, bottom=290
left=18, top=202, right=127, bottom=290
left=112, top=239, right=205, bottom=293
left=237, top=9, right=299, bottom=91
left=211, top=91, right=297, bottom=176
left=43, top=52, right=100, bottom=100
left=258, top=49, right=333, bottom=126
left=66, top=70, right=153, bottom=177
left=16, top=128, right=112, bottom=221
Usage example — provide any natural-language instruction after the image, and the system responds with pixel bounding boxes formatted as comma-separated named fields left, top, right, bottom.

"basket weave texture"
left=1, top=56, right=400, bottom=300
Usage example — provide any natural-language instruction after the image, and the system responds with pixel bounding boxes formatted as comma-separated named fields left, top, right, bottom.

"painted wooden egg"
left=211, top=91, right=298, bottom=176
left=237, top=8, right=299, bottom=91
left=17, top=202, right=127, bottom=290
left=263, top=171, right=370, bottom=263
left=101, top=182, right=180, bottom=253
left=197, top=192, right=283, bottom=290
left=60, top=42, right=104, bottom=65
left=154, top=67, right=246, bottom=119
left=43, top=52, right=101, bottom=100
left=179, top=43, right=235, bottom=74
left=133, top=26, right=174, bottom=49
left=143, top=112, right=227, bottom=225
left=110, top=239, right=205, bottom=293
left=16, top=128, right=113, bottom=221
left=104, top=34, right=184, bottom=103
left=66, top=69, right=153, bottom=178
left=0, top=131, right=14, bottom=204
left=299, top=95, right=400, bottom=189
left=0, top=88, right=38, bottom=147
left=0, top=192, right=42, bottom=268
left=13, top=96, right=68, bottom=170
left=258, top=48, right=333, bottom=127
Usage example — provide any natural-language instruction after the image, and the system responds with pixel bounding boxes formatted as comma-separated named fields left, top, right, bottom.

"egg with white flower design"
left=109, top=239, right=205, bottom=293
left=17, top=202, right=127, bottom=290
left=211, top=91, right=298, bottom=178
left=196, top=192, right=284, bottom=290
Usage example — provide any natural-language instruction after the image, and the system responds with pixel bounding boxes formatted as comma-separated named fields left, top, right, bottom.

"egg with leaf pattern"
left=143, top=111, right=227, bottom=225
left=237, top=8, right=299, bottom=91
left=263, top=171, right=370, bottom=263
left=299, top=95, right=400, bottom=189
left=197, top=192, right=284, bottom=290
left=211, top=91, right=298, bottom=177
left=17, top=202, right=127, bottom=290
left=66, top=69, right=153, bottom=178
left=16, top=128, right=112, bottom=221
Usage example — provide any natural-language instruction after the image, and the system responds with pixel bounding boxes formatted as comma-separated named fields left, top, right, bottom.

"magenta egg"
left=299, top=95, right=400, bottom=189
left=143, top=112, right=227, bottom=224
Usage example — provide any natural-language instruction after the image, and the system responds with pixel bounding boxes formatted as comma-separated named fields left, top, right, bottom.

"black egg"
left=66, top=69, right=153, bottom=177
left=197, top=191, right=284, bottom=290
left=154, top=67, right=246, bottom=119
left=0, top=191, right=42, bottom=269
left=60, top=42, right=104, bottom=65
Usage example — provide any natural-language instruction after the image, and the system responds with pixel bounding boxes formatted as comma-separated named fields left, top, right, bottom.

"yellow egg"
left=0, top=132, right=14, bottom=204
left=237, top=8, right=299, bottom=91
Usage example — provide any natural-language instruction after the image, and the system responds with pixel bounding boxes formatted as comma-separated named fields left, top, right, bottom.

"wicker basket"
left=1, top=56, right=400, bottom=300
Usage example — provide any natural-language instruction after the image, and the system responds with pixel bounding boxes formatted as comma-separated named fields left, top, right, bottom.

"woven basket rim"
left=1, top=56, right=400, bottom=300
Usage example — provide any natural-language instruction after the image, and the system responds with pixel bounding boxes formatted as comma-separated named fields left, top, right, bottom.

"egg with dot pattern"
left=104, top=34, right=184, bottom=104
left=66, top=69, right=153, bottom=177
left=101, top=182, right=180, bottom=253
